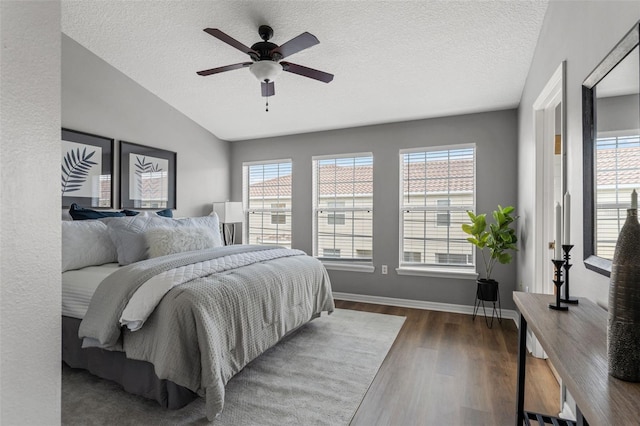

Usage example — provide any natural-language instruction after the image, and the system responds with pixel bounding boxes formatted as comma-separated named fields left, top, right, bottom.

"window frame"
left=312, top=152, right=374, bottom=272
left=397, top=144, right=478, bottom=279
left=242, top=159, right=292, bottom=248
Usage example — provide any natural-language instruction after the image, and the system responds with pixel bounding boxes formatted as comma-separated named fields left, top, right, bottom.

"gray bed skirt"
left=62, top=315, right=198, bottom=409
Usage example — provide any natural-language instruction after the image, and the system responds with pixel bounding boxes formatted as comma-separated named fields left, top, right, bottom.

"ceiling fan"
left=197, top=25, right=334, bottom=110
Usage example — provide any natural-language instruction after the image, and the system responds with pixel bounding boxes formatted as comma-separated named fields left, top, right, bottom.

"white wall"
left=232, top=109, right=519, bottom=309
left=62, top=34, right=230, bottom=217
left=518, top=1, right=640, bottom=307
left=0, top=2, right=61, bottom=423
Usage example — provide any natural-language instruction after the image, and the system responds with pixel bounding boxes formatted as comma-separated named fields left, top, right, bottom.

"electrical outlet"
left=381, top=265, right=388, bottom=274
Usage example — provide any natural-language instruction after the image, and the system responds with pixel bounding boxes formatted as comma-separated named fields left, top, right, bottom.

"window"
left=323, top=248, right=341, bottom=258
left=436, top=253, right=472, bottom=265
left=435, top=199, right=451, bottom=227
left=399, top=145, right=475, bottom=270
left=403, top=251, right=422, bottom=263
left=243, top=160, right=292, bottom=248
left=313, top=153, right=373, bottom=262
left=356, top=249, right=372, bottom=259
left=271, top=203, right=286, bottom=224
left=327, top=201, right=346, bottom=225
left=594, top=134, right=640, bottom=259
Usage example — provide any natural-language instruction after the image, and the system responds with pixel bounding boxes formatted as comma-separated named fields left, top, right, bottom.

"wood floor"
left=336, top=300, right=560, bottom=426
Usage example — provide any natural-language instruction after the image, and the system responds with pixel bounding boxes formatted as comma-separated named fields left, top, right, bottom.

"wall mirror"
left=583, top=21, right=640, bottom=276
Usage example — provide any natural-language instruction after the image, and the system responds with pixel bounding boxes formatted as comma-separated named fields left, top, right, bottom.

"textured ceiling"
left=62, top=1, right=549, bottom=142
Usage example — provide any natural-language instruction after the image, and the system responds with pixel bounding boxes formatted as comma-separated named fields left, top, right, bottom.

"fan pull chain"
left=266, top=97, right=269, bottom=112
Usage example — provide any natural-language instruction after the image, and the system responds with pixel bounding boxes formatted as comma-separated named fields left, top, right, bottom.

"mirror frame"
left=582, top=21, right=640, bottom=276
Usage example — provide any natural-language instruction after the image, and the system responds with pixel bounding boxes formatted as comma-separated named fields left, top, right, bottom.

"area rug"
left=62, top=309, right=405, bottom=425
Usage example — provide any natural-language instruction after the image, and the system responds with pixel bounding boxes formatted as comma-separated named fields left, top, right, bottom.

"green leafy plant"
left=462, top=205, right=518, bottom=281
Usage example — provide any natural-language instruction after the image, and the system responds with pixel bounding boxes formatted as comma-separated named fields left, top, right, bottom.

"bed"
left=61, top=214, right=334, bottom=421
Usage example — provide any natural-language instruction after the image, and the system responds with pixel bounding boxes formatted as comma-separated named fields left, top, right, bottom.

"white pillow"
left=177, top=214, right=223, bottom=248
left=145, top=227, right=217, bottom=258
left=61, top=220, right=118, bottom=272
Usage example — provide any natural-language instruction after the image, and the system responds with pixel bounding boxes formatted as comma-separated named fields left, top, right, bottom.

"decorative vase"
left=608, top=208, right=640, bottom=381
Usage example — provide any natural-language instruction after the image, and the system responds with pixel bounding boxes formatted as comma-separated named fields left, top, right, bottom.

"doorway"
left=533, top=62, right=566, bottom=297
left=531, top=62, right=566, bottom=353
left=532, top=61, right=570, bottom=419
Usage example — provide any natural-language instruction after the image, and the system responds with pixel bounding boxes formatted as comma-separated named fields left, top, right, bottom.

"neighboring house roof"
left=249, top=159, right=474, bottom=197
left=403, top=159, right=474, bottom=194
left=596, top=147, right=640, bottom=187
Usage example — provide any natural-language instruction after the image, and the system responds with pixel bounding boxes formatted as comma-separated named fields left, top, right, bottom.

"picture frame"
left=61, top=128, right=114, bottom=208
left=120, top=141, right=177, bottom=209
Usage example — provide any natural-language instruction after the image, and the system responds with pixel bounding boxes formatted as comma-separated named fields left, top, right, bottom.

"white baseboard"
left=559, top=401, right=576, bottom=421
left=332, top=292, right=519, bottom=325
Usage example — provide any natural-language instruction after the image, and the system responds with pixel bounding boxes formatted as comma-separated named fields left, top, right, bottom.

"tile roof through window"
left=596, top=147, right=640, bottom=187
left=249, top=159, right=474, bottom=197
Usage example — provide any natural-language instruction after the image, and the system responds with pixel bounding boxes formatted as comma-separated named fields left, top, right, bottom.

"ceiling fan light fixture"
left=250, top=60, right=282, bottom=82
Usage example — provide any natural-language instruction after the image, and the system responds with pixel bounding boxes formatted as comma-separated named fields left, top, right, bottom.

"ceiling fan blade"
left=196, top=62, right=252, bottom=76
left=261, top=81, right=275, bottom=97
left=281, top=62, right=334, bottom=83
left=271, top=32, right=319, bottom=59
left=204, top=28, right=259, bottom=57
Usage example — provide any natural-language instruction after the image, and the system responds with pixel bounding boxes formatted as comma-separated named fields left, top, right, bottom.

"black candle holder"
left=560, top=244, right=578, bottom=304
left=549, top=259, right=569, bottom=311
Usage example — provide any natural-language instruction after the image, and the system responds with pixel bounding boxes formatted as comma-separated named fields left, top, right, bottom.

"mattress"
left=62, top=262, right=198, bottom=409
left=62, top=263, right=119, bottom=319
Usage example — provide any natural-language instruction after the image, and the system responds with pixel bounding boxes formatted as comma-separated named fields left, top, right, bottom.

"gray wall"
left=231, top=109, right=519, bottom=309
left=597, top=94, right=640, bottom=133
left=62, top=34, right=230, bottom=217
left=518, top=1, right=640, bottom=307
left=1, top=2, right=61, bottom=423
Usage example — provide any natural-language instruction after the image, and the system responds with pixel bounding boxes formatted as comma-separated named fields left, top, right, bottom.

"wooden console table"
left=513, top=292, right=640, bottom=426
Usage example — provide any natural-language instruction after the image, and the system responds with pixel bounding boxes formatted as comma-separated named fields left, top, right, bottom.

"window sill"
left=584, top=255, right=611, bottom=277
left=321, top=262, right=375, bottom=273
left=395, top=267, right=478, bottom=280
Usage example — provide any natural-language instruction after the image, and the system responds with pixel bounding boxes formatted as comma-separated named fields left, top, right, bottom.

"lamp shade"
left=249, top=61, right=282, bottom=82
left=212, top=201, right=244, bottom=223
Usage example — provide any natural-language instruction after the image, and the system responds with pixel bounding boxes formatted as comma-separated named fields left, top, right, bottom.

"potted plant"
left=462, top=205, right=518, bottom=302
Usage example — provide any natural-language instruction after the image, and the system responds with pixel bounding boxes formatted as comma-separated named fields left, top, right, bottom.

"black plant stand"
left=472, top=281, right=502, bottom=329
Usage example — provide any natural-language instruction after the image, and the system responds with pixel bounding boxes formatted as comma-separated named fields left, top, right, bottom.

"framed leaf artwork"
left=61, top=128, right=114, bottom=208
left=120, top=141, right=177, bottom=209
